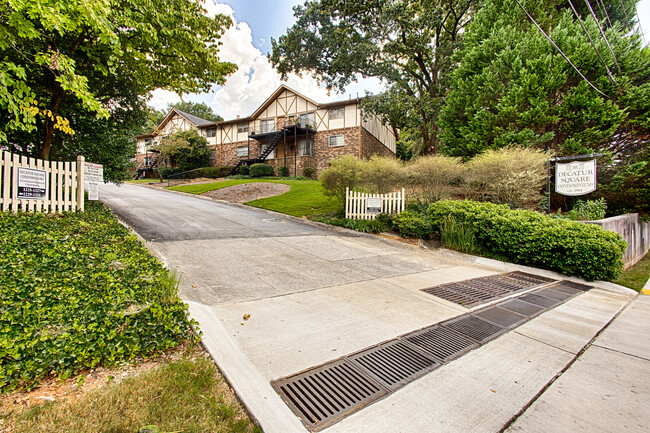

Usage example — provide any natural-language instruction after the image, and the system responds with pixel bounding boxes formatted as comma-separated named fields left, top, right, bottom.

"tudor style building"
left=134, top=85, right=397, bottom=177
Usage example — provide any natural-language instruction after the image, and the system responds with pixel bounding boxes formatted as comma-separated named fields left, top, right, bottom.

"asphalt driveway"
left=100, top=182, right=646, bottom=433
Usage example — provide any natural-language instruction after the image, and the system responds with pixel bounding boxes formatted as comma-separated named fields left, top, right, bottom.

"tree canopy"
left=438, top=0, right=649, bottom=158
left=145, top=101, right=224, bottom=132
left=1, top=0, right=237, bottom=166
left=270, top=0, right=477, bottom=154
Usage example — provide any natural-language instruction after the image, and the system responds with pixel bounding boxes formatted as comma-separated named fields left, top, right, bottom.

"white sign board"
left=87, top=182, right=99, bottom=200
left=84, top=162, right=103, bottom=183
left=366, top=197, right=382, bottom=213
left=555, top=159, right=597, bottom=196
left=16, top=167, right=48, bottom=200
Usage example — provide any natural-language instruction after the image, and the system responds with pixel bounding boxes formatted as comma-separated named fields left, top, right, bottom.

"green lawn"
left=615, top=252, right=650, bottom=292
left=168, top=178, right=342, bottom=217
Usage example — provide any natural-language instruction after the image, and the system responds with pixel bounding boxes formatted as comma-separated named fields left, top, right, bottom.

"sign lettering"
left=555, top=159, right=597, bottom=196
left=366, top=197, right=382, bottom=214
left=16, top=167, right=47, bottom=200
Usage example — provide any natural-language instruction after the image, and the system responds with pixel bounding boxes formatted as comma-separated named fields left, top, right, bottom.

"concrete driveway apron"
left=100, top=182, right=644, bottom=433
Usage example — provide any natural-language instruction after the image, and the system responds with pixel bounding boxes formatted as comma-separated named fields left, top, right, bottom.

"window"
left=144, top=137, right=153, bottom=147
left=261, top=144, right=275, bottom=159
left=329, top=107, right=344, bottom=120
left=237, top=146, right=249, bottom=157
left=328, top=135, right=344, bottom=147
left=299, top=112, right=315, bottom=129
left=206, top=128, right=216, bottom=138
left=144, top=156, right=152, bottom=167
left=261, top=119, right=275, bottom=133
left=209, top=150, right=216, bottom=160
left=298, top=139, right=314, bottom=156
left=237, top=123, right=249, bottom=133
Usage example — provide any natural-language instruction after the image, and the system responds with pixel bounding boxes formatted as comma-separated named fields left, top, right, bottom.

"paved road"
left=100, top=182, right=646, bottom=433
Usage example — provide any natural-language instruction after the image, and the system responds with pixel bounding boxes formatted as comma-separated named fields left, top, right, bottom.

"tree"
left=1, top=0, right=237, bottom=160
left=157, top=129, right=210, bottom=172
left=270, top=0, right=477, bottom=154
left=438, top=0, right=649, bottom=158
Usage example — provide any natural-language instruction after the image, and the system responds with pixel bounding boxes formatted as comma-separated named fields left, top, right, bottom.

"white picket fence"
left=345, top=187, right=405, bottom=220
left=0, top=151, right=85, bottom=213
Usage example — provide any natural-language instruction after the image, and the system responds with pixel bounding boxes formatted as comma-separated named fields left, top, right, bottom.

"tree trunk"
left=40, top=87, right=65, bottom=160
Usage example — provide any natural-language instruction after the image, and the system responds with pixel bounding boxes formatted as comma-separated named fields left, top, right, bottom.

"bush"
left=159, top=166, right=233, bottom=180
left=320, top=155, right=362, bottom=199
left=427, top=200, right=627, bottom=281
left=250, top=163, right=274, bottom=177
left=359, top=155, right=405, bottom=194
left=440, top=215, right=481, bottom=255
left=238, top=164, right=250, bottom=175
left=406, top=155, right=464, bottom=203
left=0, top=202, right=197, bottom=391
left=278, top=166, right=290, bottom=177
left=157, top=129, right=210, bottom=172
left=463, top=147, right=548, bottom=209
left=568, top=198, right=607, bottom=221
left=392, top=210, right=433, bottom=239
left=303, top=166, right=316, bottom=179
left=309, top=214, right=390, bottom=234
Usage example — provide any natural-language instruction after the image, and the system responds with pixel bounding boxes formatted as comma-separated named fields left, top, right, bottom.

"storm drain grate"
left=442, top=315, right=505, bottom=343
left=553, top=280, right=593, bottom=293
left=404, top=325, right=478, bottom=362
left=534, top=287, right=574, bottom=301
left=421, top=272, right=557, bottom=307
left=349, top=340, right=440, bottom=391
left=272, top=359, right=388, bottom=430
left=518, top=293, right=561, bottom=308
left=473, top=306, right=527, bottom=328
left=498, top=298, right=546, bottom=317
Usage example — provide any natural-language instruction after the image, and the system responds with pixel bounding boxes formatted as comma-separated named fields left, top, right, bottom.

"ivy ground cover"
left=0, top=202, right=197, bottom=392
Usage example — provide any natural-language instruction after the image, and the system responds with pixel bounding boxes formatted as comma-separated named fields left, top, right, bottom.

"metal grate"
left=273, top=359, right=388, bottom=430
left=553, top=280, right=593, bottom=293
left=442, top=315, right=505, bottom=343
left=404, top=326, right=478, bottom=362
left=534, top=287, right=574, bottom=301
left=498, top=298, right=546, bottom=317
left=518, top=293, right=561, bottom=308
left=474, top=306, right=527, bottom=328
left=421, top=272, right=557, bottom=308
left=349, top=340, right=440, bottom=391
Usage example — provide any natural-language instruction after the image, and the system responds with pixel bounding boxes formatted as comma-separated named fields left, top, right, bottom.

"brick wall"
left=360, top=127, right=395, bottom=159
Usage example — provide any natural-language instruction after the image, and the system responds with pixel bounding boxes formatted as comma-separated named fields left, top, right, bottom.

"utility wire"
left=584, top=0, right=622, bottom=72
left=513, top=0, right=609, bottom=98
left=596, top=0, right=613, bottom=28
left=568, top=0, right=616, bottom=84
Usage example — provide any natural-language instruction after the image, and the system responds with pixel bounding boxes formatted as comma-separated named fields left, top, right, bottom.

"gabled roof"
left=210, top=84, right=364, bottom=127
left=155, top=108, right=214, bottom=133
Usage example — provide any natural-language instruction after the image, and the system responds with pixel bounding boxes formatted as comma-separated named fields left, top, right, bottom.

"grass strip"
left=7, top=355, right=261, bottom=433
left=168, top=178, right=341, bottom=217
left=615, top=252, right=650, bottom=291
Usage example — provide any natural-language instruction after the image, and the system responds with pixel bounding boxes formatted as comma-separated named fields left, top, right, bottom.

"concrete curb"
left=641, top=276, right=650, bottom=296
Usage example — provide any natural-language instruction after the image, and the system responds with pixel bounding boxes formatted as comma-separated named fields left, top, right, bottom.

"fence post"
left=345, top=187, right=349, bottom=219
left=77, top=155, right=85, bottom=212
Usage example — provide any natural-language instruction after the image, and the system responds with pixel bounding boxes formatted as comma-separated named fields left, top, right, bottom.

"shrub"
left=278, top=166, right=290, bottom=177
left=427, top=200, right=627, bottom=281
left=238, top=164, right=250, bottom=175
left=309, top=215, right=390, bottom=233
left=156, top=129, right=210, bottom=172
left=406, top=155, right=464, bottom=203
left=303, top=166, right=316, bottom=179
left=320, top=155, right=362, bottom=199
left=249, top=163, right=274, bottom=177
left=463, top=147, right=548, bottom=209
left=392, top=210, right=433, bottom=239
left=568, top=198, right=607, bottom=221
left=359, top=155, right=405, bottom=194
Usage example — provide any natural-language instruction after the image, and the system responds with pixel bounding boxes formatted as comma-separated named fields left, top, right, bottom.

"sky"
left=148, top=0, right=650, bottom=121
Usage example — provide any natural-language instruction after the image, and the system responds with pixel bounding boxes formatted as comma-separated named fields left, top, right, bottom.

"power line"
left=568, top=0, right=616, bottom=84
left=513, top=0, right=609, bottom=98
left=584, top=0, right=622, bottom=72
left=596, top=0, right=613, bottom=28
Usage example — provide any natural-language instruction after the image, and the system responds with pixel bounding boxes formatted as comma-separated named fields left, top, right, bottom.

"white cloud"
left=148, top=1, right=385, bottom=120
left=148, top=89, right=181, bottom=111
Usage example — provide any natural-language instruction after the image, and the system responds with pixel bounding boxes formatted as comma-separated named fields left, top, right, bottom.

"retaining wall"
left=586, top=213, right=649, bottom=269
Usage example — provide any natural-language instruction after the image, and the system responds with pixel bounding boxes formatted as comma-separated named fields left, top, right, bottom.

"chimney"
left=236, top=115, right=240, bottom=119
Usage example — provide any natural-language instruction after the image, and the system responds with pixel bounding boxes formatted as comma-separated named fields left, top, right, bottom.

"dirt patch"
left=201, top=183, right=290, bottom=203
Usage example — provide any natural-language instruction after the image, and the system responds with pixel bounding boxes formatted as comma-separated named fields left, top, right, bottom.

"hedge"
left=426, top=200, right=627, bottom=281
left=159, top=166, right=233, bottom=179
